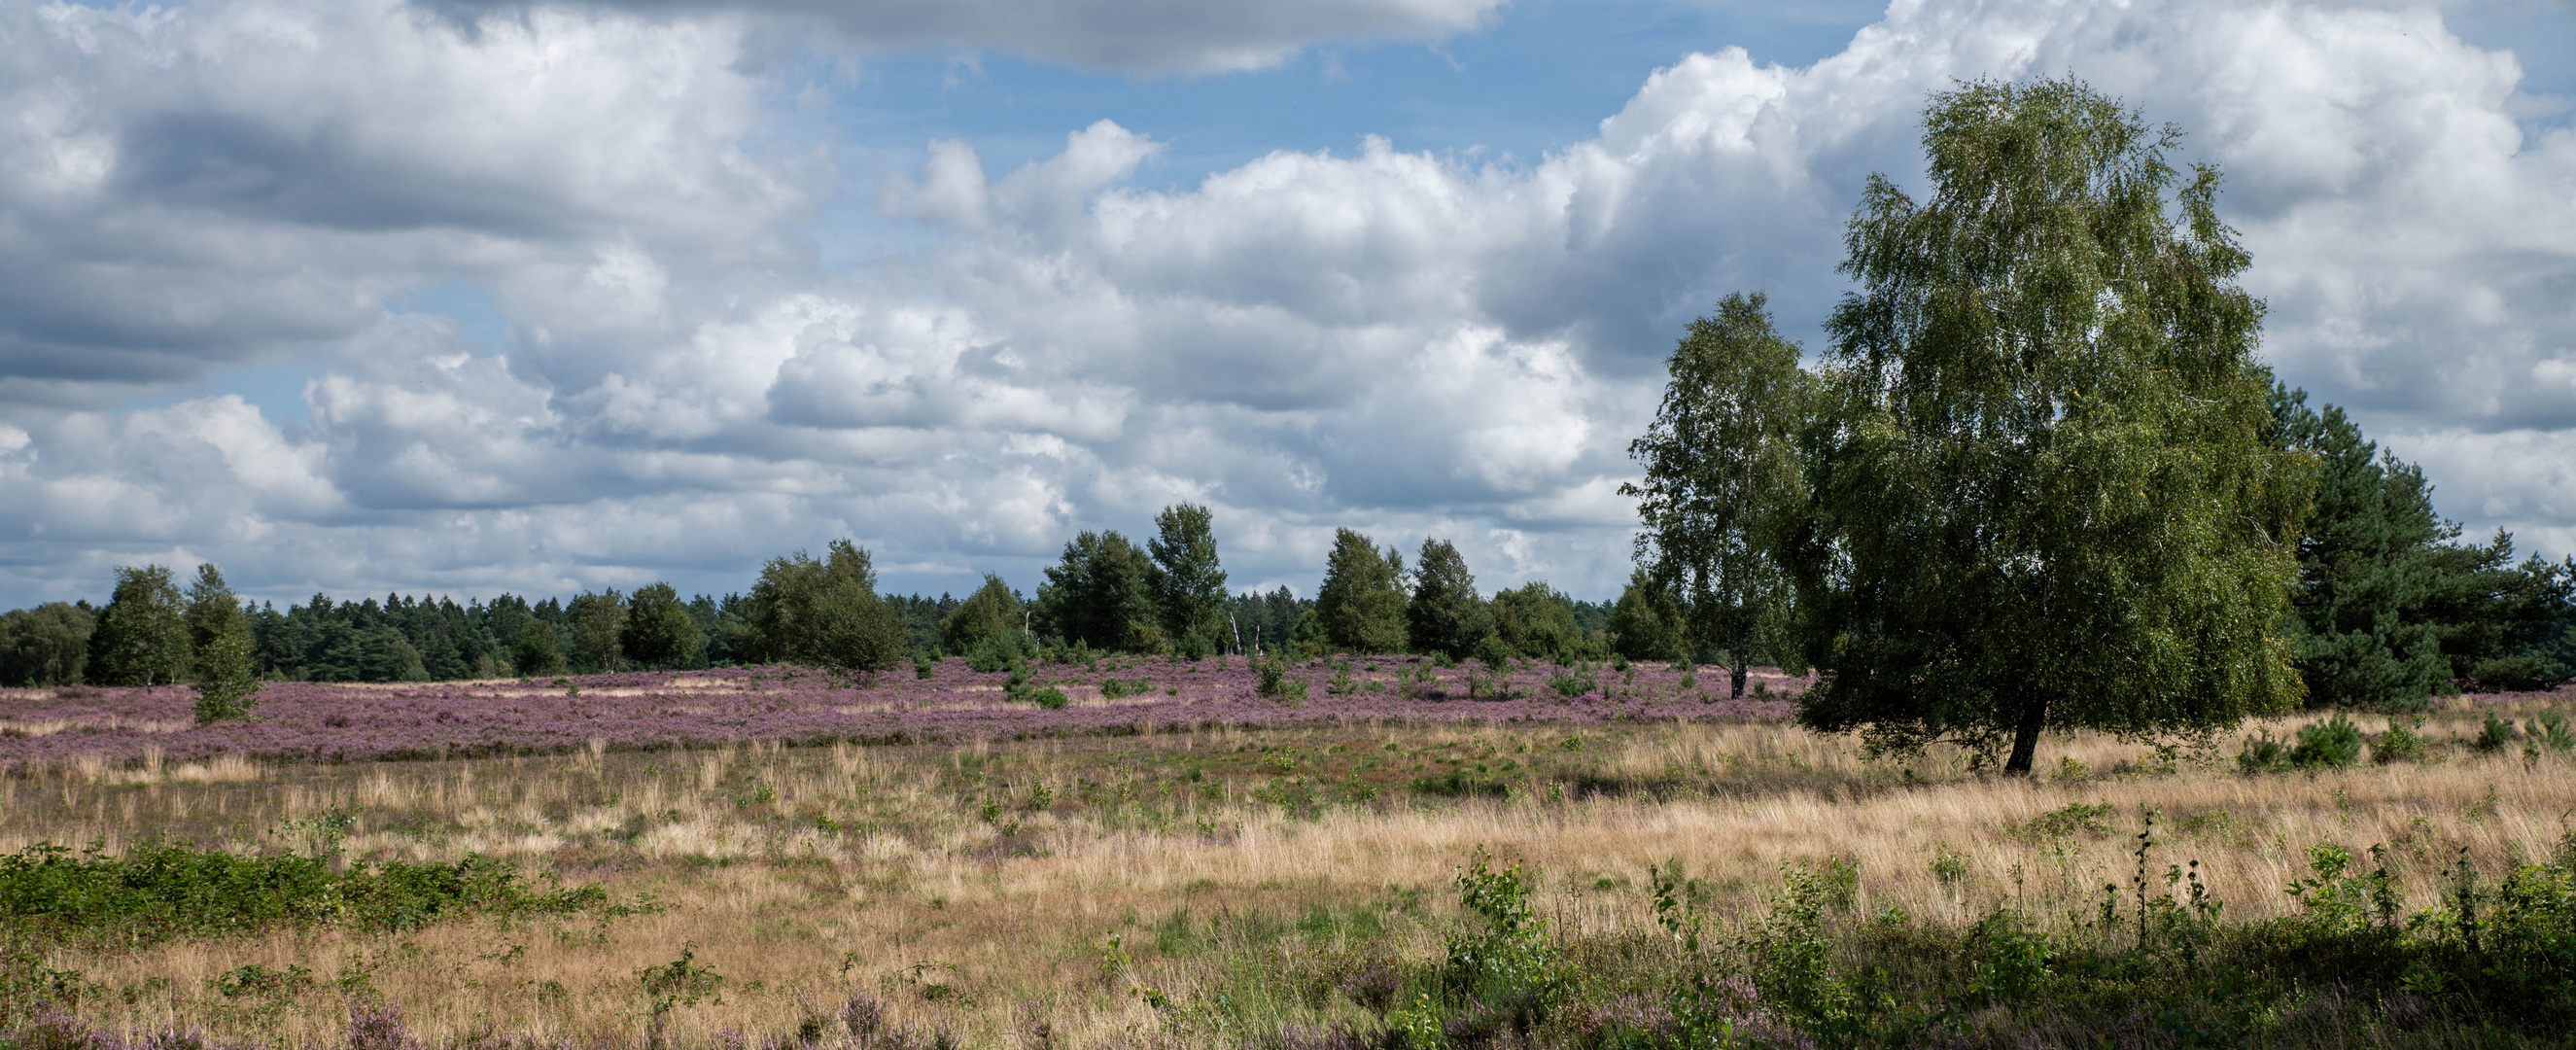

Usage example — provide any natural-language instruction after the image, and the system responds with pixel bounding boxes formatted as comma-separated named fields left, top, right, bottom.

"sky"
left=1, top=0, right=2573, bottom=609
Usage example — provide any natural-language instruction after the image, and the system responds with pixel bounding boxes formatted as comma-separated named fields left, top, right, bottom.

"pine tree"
left=1147, top=505, right=1229, bottom=656
left=1406, top=539, right=1492, bottom=658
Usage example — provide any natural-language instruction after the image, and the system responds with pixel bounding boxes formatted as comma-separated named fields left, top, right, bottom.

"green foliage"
left=2011, top=801, right=2116, bottom=840
left=191, top=632, right=261, bottom=724
left=86, top=565, right=190, bottom=686
left=2371, top=719, right=2425, bottom=764
left=1473, top=635, right=1513, bottom=676
left=1406, top=539, right=1492, bottom=659
left=1027, top=687, right=1069, bottom=711
left=1743, top=858, right=1860, bottom=1026
left=1031, top=531, right=1159, bottom=653
left=1316, top=529, right=1410, bottom=654
left=1443, top=852, right=1560, bottom=1009
left=567, top=589, right=627, bottom=674
left=1788, top=77, right=2307, bottom=775
left=2238, top=729, right=2291, bottom=773
left=2475, top=712, right=2520, bottom=752
left=941, top=575, right=1027, bottom=654
left=0, top=602, right=93, bottom=687
left=1545, top=665, right=1594, bottom=699
left=0, top=842, right=624, bottom=946
left=513, top=618, right=566, bottom=677
left=1625, top=291, right=1811, bottom=697
left=619, top=582, right=705, bottom=670
left=966, top=632, right=1029, bottom=673
left=181, top=564, right=249, bottom=676
left=1147, top=505, right=1230, bottom=651
left=2289, top=714, right=2365, bottom=770
left=1605, top=570, right=1684, bottom=663
left=2270, top=389, right=2462, bottom=709
left=747, top=541, right=906, bottom=673
left=1489, top=581, right=1582, bottom=661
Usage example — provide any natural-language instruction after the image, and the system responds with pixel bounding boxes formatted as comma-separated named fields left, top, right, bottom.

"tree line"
left=0, top=506, right=1622, bottom=689
left=1617, top=76, right=2576, bottom=774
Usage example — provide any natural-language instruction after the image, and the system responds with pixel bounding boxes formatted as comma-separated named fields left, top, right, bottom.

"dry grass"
left=6, top=700, right=2573, bottom=1048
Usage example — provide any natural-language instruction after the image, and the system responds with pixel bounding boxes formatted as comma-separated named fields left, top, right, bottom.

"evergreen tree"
left=1626, top=293, right=1812, bottom=697
left=87, top=565, right=191, bottom=686
left=1787, top=78, right=2309, bottom=775
left=2271, top=388, right=2459, bottom=707
left=621, top=582, right=705, bottom=670
left=0, top=602, right=93, bottom=686
left=941, top=575, right=1027, bottom=652
left=1147, top=505, right=1229, bottom=655
left=1032, top=531, right=1158, bottom=651
left=1314, top=529, right=1409, bottom=653
left=1406, top=539, right=1492, bottom=658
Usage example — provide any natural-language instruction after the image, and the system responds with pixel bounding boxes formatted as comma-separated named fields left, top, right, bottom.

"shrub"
left=2289, top=714, right=2364, bottom=770
left=2238, top=730, right=2290, bottom=772
left=1546, top=665, right=1594, bottom=699
left=2475, top=712, right=2521, bottom=752
left=1028, top=687, right=1069, bottom=711
left=2533, top=710, right=2576, bottom=753
left=966, top=634, right=1027, bottom=673
left=913, top=654, right=934, bottom=680
left=2371, top=719, right=2425, bottom=764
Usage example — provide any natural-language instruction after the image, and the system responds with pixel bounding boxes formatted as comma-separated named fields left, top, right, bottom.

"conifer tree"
left=1406, top=539, right=1492, bottom=658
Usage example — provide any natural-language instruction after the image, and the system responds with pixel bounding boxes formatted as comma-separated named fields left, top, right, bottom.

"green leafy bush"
left=2475, top=712, right=2521, bottom=752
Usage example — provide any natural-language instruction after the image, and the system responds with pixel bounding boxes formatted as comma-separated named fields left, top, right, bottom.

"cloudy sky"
left=1, top=0, right=2572, bottom=609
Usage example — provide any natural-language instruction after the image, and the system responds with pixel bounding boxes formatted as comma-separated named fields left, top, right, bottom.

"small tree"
left=621, top=582, right=705, bottom=670
left=941, top=575, right=1027, bottom=653
left=87, top=565, right=190, bottom=686
left=1148, top=505, right=1229, bottom=654
left=568, top=590, right=628, bottom=674
left=1625, top=293, right=1811, bottom=698
left=1407, top=539, right=1492, bottom=659
left=1787, top=78, right=2309, bottom=775
left=191, top=631, right=261, bottom=724
left=1315, top=529, right=1409, bottom=654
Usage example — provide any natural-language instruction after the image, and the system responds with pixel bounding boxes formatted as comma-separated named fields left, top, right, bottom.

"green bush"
left=2289, top=714, right=2365, bottom=769
left=1028, top=687, right=1069, bottom=711
left=2475, top=712, right=2521, bottom=752
left=2371, top=719, right=2425, bottom=764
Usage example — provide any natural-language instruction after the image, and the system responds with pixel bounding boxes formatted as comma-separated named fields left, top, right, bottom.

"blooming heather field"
left=0, top=656, right=1796, bottom=769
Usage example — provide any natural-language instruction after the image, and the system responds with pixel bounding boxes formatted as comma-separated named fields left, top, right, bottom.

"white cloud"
left=3, top=0, right=2574, bottom=608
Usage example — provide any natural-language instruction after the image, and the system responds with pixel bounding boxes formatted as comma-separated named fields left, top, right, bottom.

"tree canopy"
left=1407, top=538, right=1492, bottom=658
left=941, top=575, right=1027, bottom=653
left=1147, top=504, right=1229, bottom=655
left=1627, top=292, right=1812, bottom=696
left=1316, top=529, right=1409, bottom=654
left=1785, top=77, right=2310, bottom=774
left=748, top=541, right=905, bottom=673
left=621, top=582, right=705, bottom=671
left=87, top=565, right=190, bottom=687
left=1032, top=531, right=1159, bottom=651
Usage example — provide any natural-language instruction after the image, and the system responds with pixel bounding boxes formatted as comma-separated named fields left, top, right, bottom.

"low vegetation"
left=2, top=688, right=2571, bottom=1047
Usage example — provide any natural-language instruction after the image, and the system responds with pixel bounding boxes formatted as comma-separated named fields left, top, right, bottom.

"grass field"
left=4, top=668, right=2574, bottom=1048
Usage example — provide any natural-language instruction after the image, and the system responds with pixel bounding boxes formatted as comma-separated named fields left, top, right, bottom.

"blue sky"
left=5, top=0, right=2575, bottom=609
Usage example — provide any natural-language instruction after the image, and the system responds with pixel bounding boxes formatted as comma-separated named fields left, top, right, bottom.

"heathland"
left=4, top=658, right=2575, bottom=1048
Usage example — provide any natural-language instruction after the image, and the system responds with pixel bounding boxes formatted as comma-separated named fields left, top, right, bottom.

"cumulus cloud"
left=1, top=0, right=2572, bottom=608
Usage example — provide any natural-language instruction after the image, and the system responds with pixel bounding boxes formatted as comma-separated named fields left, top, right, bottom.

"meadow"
left=4, top=655, right=2574, bottom=1048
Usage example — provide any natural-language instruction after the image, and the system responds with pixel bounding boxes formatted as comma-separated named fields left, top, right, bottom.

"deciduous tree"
left=1315, top=529, right=1409, bottom=654
left=1787, top=78, right=2309, bottom=775
left=1148, top=505, right=1229, bottom=655
left=1406, top=539, right=1491, bottom=658
left=1625, top=293, right=1811, bottom=697
left=621, top=582, right=705, bottom=670
left=87, top=565, right=191, bottom=686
